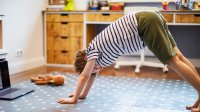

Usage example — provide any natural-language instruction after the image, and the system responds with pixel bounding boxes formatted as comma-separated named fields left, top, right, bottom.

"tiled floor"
left=0, top=72, right=196, bottom=112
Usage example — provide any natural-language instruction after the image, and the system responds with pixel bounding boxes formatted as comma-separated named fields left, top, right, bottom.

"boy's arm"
left=79, top=73, right=97, bottom=98
left=57, top=59, right=96, bottom=104
left=68, top=73, right=98, bottom=99
left=72, top=59, right=96, bottom=102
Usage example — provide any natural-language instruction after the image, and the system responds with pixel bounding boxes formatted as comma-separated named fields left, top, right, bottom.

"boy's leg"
left=173, top=47, right=200, bottom=109
left=187, top=95, right=200, bottom=110
left=158, top=12, right=200, bottom=110
left=158, top=13, right=200, bottom=82
left=167, top=55, right=200, bottom=91
left=167, top=55, right=200, bottom=110
left=174, top=47, right=199, bottom=75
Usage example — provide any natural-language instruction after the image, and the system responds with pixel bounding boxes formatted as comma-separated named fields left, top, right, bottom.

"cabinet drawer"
left=54, top=36, right=82, bottom=51
left=86, top=13, right=124, bottom=22
left=47, top=50, right=76, bottom=64
left=161, top=14, right=173, bottom=23
left=176, top=14, right=200, bottom=23
left=46, top=14, right=83, bottom=22
left=47, top=22, right=83, bottom=36
left=47, top=36, right=83, bottom=51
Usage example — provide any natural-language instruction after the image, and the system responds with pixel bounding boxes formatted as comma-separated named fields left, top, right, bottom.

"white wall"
left=0, top=0, right=48, bottom=74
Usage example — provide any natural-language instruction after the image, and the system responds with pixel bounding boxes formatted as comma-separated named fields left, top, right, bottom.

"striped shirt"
left=86, top=12, right=145, bottom=67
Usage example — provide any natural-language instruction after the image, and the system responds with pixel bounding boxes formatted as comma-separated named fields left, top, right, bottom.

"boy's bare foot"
left=191, top=107, right=200, bottom=112
left=57, top=98, right=77, bottom=104
left=68, top=93, right=86, bottom=99
left=186, top=97, right=200, bottom=110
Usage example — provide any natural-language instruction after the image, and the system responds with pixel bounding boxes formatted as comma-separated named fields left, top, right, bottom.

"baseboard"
left=8, top=57, right=45, bottom=75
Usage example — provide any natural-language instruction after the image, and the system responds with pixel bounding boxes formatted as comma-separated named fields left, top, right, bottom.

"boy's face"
left=92, top=64, right=103, bottom=73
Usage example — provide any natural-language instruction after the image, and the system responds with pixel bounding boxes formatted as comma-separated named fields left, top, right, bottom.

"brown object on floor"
left=35, top=80, right=50, bottom=85
left=52, top=75, right=65, bottom=85
left=30, top=74, right=65, bottom=86
left=30, top=76, right=43, bottom=82
left=38, top=75, right=53, bottom=81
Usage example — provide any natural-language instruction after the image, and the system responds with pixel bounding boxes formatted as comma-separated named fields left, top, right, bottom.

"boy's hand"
left=69, top=93, right=86, bottom=99
left=57, top=98, right=77, bottom=104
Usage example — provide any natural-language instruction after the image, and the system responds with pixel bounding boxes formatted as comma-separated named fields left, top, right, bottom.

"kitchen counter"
left=44, top=9, right=200, bottom=25
left=160, top=10, right=200, bottom=13
left=44, top=9, right=200, bottom=13
left=44, top=9, right=124, bottom=13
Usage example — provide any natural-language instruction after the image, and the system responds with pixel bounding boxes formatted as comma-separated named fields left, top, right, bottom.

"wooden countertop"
left=44, top=9, right=200, bottom=13
left=160, top=10, right=200, bottom=13
left=44, top=9, right=124, bottom=13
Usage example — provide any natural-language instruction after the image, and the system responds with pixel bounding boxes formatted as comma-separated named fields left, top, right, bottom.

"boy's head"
left=74, top=50, right=87, bottom=74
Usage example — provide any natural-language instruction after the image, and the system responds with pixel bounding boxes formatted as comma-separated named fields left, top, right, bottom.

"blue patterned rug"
left=0, top=72, right=196, bottom=112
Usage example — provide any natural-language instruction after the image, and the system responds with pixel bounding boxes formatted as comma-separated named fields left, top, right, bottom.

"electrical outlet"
left=15, top=49, right=23, bottom=57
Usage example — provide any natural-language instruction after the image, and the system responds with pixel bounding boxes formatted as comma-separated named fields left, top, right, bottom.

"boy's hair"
left=74, top=50, right=87, bottom=74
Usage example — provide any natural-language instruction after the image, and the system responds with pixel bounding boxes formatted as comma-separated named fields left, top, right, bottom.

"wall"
left=0, top=0, right=48, bottom=74
left=169, top=26, right=200, bottom=59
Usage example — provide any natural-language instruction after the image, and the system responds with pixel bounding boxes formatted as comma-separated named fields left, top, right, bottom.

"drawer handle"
left=61, top=14, right=69, bottom=16
left=102, top=13, right=110, bottom=16
left=61, top=36, right=68, bottom=39
left=194, top=14, right=200, bottom=17
left=61, top=50, right=68, bottom=53
left=61, top=22, right=68, bottom=24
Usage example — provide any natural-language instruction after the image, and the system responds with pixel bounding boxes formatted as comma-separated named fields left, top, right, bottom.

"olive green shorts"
left=135, top=11, right=176, bottom=64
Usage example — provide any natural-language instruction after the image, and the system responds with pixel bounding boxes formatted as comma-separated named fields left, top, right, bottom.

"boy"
left=57, top=11, right=200, bottom=112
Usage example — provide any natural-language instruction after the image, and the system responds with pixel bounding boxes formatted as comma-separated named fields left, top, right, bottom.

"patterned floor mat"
left=0, top=72, right=196, bottom=112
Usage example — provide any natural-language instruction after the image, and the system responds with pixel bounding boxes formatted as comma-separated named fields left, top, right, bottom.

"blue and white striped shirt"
left=86, top=12, right=145, bottom=67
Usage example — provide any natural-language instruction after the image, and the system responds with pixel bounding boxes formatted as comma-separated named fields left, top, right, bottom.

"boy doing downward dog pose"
left=57, top=11, right=200, bottom=112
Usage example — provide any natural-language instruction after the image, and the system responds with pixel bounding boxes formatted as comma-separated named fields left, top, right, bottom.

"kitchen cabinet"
left=176, top=14, right=200, bottom=23
left=161, top=14, right=174, bottom=23
left=46, top=14, right=83, bottom=22
left=46, top=13, right=83, bottom=64
left=44, top=10, right=200, bottom=66
left=160, top=11, right=200, bottom=25
left=86, top=13, right=124, bottom=22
